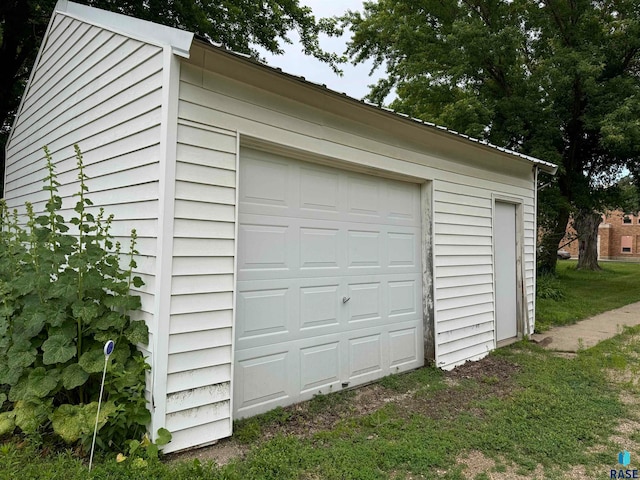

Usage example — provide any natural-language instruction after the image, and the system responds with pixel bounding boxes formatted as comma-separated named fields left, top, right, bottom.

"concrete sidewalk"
left=530, top=301, right=640, bottom=352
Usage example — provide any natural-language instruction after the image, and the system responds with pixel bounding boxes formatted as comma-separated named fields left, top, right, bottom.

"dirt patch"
left=169, top=439, right=245, bottom=466
left=168, top=355, right=522, bottom=466
left=400, top=355, right=522, bottom=421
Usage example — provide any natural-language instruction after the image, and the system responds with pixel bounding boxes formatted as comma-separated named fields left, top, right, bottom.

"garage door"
left=234, top=148, right=424, bottom=418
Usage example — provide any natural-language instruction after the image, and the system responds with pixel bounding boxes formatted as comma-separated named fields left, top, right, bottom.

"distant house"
left=4, top=1, right=556, bottom=452
left=561, top=211, right=640, bottom=261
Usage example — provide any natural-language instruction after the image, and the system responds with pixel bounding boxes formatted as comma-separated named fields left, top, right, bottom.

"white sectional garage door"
left=234, top=148, right=424, bottom=418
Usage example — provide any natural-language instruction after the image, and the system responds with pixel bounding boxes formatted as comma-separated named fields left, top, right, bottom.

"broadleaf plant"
left=0, top=145, right=153, bottom=453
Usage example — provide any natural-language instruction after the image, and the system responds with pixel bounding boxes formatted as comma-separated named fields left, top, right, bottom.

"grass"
left=536, top=260, right=640, bottom=331
left=4, top=329, right=640, bottom=479
left=3, top=261, right=640, bottom=478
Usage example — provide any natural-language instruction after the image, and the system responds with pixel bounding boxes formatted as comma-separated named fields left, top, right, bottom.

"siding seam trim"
left=152, top=46, right=180, bottom=441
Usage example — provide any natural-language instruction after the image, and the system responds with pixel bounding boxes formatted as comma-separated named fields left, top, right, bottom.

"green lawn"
left=535, top=260, right=640, bottom=332
left=3, top=261, right=640, bottom=479
left=4, top=328, right=640, bottom=479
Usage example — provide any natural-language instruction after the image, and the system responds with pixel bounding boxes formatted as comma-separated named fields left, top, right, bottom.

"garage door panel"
left=239, top=154, right=291, bottom=209
left=348, top=334, right=383, bottom=380
left=235, top=351, right=291, bottom=413
left=347, top=230, right=382, bottom=268
left=389, top=327, right=419, bottom=367
left=236, top=287, right=290, bottom=341
left=389, top=280, right=418, bottom=318
left=387, top=182, right=421, bottom=223
left=299, top=284, right=340, bottom=330
left=388, top=232, right=419, bottom=267
left=300, top=227, right=340, bottom=269
left=300, top=342, right=341, bottom=393
left=238, top=223, right=292, bottom=271
left=237, top=274, right=420, bottom=347
left=347, top=175, right=381, bottom=218
left=300, top=166, right=341, bottom=213
left=235, top=150, right=424, bottom=418
left=346, top=282, right=382, bottom=323
left=239, top=217, right=420, bottom=280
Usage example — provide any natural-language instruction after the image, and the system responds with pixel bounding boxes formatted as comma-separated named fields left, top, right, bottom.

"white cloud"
left=256, top=0, right=386, bottom=101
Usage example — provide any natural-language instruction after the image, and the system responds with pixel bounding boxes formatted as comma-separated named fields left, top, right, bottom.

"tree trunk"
left=537, top=205, right=571, bottom=275
left=574, top=211, right=602, bottom=270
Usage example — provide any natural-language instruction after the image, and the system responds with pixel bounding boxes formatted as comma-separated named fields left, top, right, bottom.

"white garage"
left=234, top=148, right=423, bottom=417
left=4, top=2, right=556, bottom=452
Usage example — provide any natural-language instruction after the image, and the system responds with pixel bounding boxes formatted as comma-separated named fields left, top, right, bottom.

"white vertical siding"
left=4, top=12, right=163, bottom=399
left=164, top=102, right=237, bottom=450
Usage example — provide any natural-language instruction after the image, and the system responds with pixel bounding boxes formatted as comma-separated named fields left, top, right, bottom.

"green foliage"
left=233, top=407, right=293, bottom=444
left=0, top=146, right=150, bottom=452
left=344, top=0, right=640, bottom=273
left=535, top=274, right=566, bottom=301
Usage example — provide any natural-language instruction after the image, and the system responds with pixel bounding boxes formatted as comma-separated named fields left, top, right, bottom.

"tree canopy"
left=0, top=0, right=342, bottom=197
left=343, top=0, right=640, bottom=273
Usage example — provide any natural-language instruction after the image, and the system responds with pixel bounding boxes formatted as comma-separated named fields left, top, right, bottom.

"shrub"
left=536, top=274, right=566, bottom=301
left=0, top=146, right=150, bottom=452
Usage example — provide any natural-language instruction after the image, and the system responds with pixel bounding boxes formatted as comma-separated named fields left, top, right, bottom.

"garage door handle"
left=342, top=296, right=351, bottom=304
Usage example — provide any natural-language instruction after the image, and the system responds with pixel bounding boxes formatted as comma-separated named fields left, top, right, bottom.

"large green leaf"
left=95, top=311, right=126, bottom=331
left=14, top=399, right=51, bottom=434
left=72, top=302, right=99, bottom=323
left=27, top=367, right=60, bottom=398
left=45, top=305, right=68, bottom=327
left=0, top=412, right=16, bottom=436
left=51, top=401, right=116, bottom=443
left=50, top=404, right=84, bottom=443
left=124, top=320, right=149, bottom=345
left=12, top=275, right=35, bottom=296
left=13, top=309, right=46, bottom=339
left=0, top=365, right=22, bottom=386
left=0, top=393, right=6, bottom=409
left=62, top=363, right=90, bottom=390
left=9, top=376, right=29, bottom=402
left=79, top=348, right=105, bottom=373
left=7, top=341, right=37, bottom=370
left=156, top=427, right=172, bottom=447
left=50, top=281, right=77, bottom=302
left=42, top=335, right=77, bottom=365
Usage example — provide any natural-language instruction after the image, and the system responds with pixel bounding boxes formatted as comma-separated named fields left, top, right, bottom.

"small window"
left=623, top=216, right=632, bottom=224
left=622, top=236, right=632, bottom=253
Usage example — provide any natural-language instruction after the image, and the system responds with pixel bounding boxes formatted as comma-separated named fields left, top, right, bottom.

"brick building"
left=561, top=211, right=640, bottom=261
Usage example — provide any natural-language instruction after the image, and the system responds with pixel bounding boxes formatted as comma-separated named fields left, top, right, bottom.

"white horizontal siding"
left=4, top=12, right=162, bottom=396
left=169, top=311, right=233, bottom=335
left=433, top=181, right=536, bottom=369
left=164, top=111, right=237, bottom=448
left=433, top=184, right=493, bottom=369
left=164, top=418, right=231, bottom=454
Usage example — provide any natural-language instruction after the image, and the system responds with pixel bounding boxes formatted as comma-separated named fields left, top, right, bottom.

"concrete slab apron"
left=530, top=302, right=640, bottom=353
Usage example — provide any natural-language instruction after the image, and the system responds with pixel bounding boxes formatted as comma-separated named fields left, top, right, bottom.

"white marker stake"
left=89, top=340, right=115, bottom=471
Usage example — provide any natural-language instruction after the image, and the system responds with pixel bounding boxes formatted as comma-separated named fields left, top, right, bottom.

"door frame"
left=491, top=194, right=526, bottom=348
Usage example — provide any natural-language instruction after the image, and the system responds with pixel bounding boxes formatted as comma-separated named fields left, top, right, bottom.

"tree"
left=343, top=0, right=640, bottom=273
left=0, top=0, right=342, bottom=198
